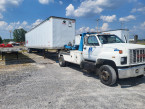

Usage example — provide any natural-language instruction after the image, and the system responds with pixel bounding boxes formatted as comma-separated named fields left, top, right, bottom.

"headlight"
left=121, top=57, right=127, bottom=65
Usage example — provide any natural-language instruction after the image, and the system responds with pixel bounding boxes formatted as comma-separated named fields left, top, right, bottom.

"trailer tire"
left=59, top=56, right=66, bottom=67
left=99, top=65, right=117, bottom=86
left=27, top=48, right=32, bottom=53
left=137, top=75, right=144, bottom=78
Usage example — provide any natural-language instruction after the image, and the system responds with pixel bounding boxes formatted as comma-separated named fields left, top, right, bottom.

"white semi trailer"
left=102, top=29, right=129, bottom=43
left=25, top=16, right=76, bottom=52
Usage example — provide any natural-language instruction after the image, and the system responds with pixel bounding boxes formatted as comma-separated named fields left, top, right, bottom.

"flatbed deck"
left=0, top=47, right=22, bottom=60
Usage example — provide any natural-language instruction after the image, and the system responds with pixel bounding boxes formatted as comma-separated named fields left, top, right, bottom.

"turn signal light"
left=119, top=50, right=123, bottom=54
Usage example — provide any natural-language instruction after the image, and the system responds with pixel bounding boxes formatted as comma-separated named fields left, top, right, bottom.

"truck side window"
left=87, top=36, right=99, bottom=46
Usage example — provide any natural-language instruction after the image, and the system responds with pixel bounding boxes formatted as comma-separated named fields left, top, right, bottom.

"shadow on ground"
left=116, top=77, right=145, bottom=88
left=34, top=51, right=58, bottom=62
left=0, top=52, right=35, bottom=65
left=33, top=51, right=145, bottom=88
left=64, top=63, right=145, bottom=88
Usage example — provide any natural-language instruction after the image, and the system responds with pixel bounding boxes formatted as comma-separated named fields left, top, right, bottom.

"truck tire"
left=59, top=56, right=66, bottom=67
left=27, top=48, right=32, bottom=53
left=99, top=65, right=117, bottom=86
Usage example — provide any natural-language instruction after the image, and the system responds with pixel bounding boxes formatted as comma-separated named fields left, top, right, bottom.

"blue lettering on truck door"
left=88, top=47, right=93, bottom=58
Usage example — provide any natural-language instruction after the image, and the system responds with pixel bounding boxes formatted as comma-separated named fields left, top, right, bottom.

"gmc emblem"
left=137, top=54, right=145, bottom=58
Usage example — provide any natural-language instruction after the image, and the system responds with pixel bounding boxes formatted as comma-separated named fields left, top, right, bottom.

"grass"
left=138, top=43, right=145, bottom=45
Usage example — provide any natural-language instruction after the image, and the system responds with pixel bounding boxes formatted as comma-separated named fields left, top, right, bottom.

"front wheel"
left=99, top=65, right=117, bottom=86
left=59, top=56, right=66, bottom=67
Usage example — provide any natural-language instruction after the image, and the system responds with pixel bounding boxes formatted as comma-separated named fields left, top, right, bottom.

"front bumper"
left=118, top=65, right=145, bottom=79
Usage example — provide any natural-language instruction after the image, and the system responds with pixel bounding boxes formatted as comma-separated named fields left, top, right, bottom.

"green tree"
left=0, top=36, right=2, bottom=44
left=13, top=28, right=27, bottom=42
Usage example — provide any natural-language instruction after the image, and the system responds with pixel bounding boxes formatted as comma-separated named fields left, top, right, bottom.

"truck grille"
left=130, top=49, right=145, bottom=64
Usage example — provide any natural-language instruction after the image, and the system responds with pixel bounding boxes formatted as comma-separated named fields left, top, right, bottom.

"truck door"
left=83, top=35, right=101, bottom=61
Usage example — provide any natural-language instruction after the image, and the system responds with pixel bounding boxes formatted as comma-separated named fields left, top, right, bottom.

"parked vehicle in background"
left=102, top=29, right=129, bottom=43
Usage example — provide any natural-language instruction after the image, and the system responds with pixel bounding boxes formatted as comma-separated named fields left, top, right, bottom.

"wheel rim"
left=100, top=70, right=110, bottom=82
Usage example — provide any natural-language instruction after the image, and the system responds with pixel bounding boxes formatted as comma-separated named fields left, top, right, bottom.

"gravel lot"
left=0, top=52, right=145, bottom=109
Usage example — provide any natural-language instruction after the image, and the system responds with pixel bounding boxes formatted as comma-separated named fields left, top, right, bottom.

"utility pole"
left=9, top=30, right=12, bottom=39
left=96, top=19, right=100, bottom=32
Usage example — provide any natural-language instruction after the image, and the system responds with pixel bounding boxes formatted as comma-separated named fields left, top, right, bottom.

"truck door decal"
left=88, top=47, right=93, bottom=57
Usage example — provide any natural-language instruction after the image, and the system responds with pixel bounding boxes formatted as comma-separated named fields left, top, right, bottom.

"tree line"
left=0, top=28, right=27, bottom=44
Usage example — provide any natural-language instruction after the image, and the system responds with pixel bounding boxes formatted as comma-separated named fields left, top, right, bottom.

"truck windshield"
left=98, top=35, right=125, bottom=44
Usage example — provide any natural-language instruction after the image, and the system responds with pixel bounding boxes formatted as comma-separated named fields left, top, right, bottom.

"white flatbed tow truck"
left=58, top=33, right=145, bottom=86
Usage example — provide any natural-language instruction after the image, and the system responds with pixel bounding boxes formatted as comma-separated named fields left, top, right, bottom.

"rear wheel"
left=99, top=65, right=117, bottom=86
left=59, top=56, right=66, bottom=67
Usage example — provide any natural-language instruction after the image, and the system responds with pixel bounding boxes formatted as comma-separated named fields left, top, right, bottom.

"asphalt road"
left=0, top=52, right=145, bottom=109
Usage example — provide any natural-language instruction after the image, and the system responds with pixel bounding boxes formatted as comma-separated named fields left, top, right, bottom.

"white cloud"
left=0, top=20, right=29, bottom=31
left=0, top=0, right=23, bottom=12
left=130, top=21, right=145, bottom=39
left=0, top=21, right=7, bottom=28
left=85, top=27, right=90, bottom=32
left=101, top=23, right=109, bottom=31
left=141, top=22, right=145, bottom=30
left=90, top=28, right=95, bottom=32
left=76, top=26, right=98, bottom=34
left=0, top=19, right=44, bottom=39
left=66, top=0, right=132, bottom=17
left=31, top=19, right=43, bottom=28
left=8, top=0, right=23, bottom=6
left=100, top=15, right=116, bottom=22
left=22, top=21, right=28, bottom=26
left=76, top=27, right=86, bottom=34
left=0, top=0, right=23, bottom=20
left=59, top=1, right=63, bottom=5
left=131, top=6, right=145, bottom=13
left=66, top=4, right=75, bottom=16
left=119, top=15, right=136, bottom=22
left=76, top=27, right=91, bottom=34
left=7, top=25, right=13, bottom=30
left=39, top=0, right=54, bottom=4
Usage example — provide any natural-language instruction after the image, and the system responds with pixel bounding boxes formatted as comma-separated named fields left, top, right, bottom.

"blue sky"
left=0, top=0, right=145, bottom=39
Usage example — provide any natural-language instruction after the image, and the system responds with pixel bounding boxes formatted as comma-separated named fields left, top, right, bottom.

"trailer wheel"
left=137, top=75, right=144, bottom=78
left=59, top=56, right=66, bottom=67
left=27, top=48, right=32, bottom=53
left=99, top=65, right=117, bottom=86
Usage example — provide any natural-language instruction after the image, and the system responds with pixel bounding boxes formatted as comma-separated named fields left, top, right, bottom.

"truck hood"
left=102, top=43, right=145, bottom=49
